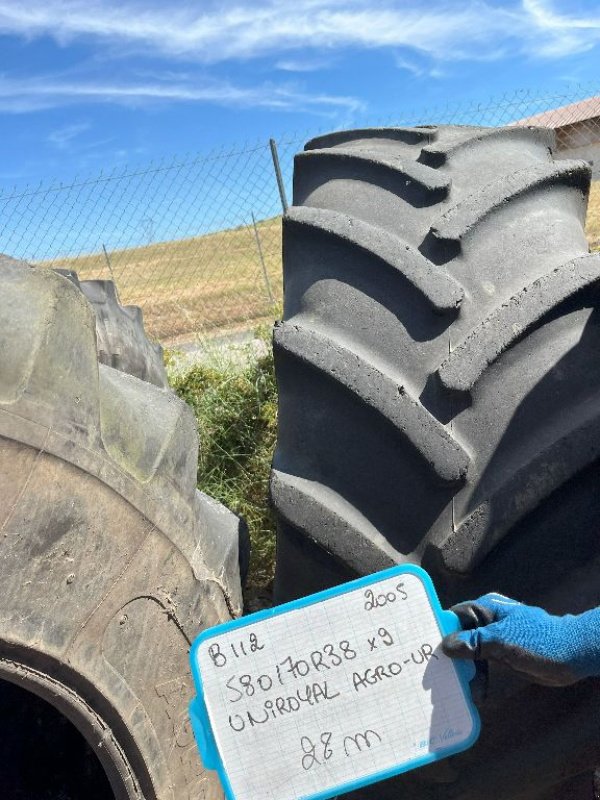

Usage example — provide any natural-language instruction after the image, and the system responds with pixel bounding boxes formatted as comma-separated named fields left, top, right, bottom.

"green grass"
left=167, top=325, right=278, bottom=602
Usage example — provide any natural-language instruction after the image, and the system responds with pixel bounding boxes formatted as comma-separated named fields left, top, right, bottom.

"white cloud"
left=0, top=0, right=598, bottom=64
left=523, top=0, right=600, bottom=31
left=0, top=73, right=365, bottom=115
left=393, top=54, right=448, bottom=80
left=522, top=0, right=600, bottom=57
left=0, top=1, right=597, bottom=120
left=393, top=55, right=425, bottom=78
left=47, top=121, right=90, bottom=148
left=276, top=57, right=333, bottom=72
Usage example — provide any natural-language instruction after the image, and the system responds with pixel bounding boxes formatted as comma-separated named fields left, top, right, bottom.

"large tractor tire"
left=271, top=127, right=600, bottom=798
left=0, top=258, right=243, bottom=799
left=55, top=268, right=169, bottom=388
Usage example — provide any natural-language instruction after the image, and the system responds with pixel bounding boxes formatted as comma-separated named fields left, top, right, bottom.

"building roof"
left=515, top=96, right=600, bottom=128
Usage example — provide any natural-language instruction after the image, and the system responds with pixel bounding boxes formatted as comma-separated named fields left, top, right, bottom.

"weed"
left=168, top=325, right=278, bottom=603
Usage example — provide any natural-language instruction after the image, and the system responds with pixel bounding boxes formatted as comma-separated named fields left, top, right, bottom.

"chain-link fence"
left=1, top=85, right=599, bottom=345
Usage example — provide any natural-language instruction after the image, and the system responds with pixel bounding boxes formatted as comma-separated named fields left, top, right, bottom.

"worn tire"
left=271, top=127, right=600, bottom=799
left=55, top=268, right=168, bottom=388
left=0, top=258, right=243, bottom=799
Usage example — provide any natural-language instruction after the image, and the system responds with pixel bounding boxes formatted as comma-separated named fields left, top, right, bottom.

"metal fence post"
left=269, top=138, right=288, bottom=213
left=251, top=211, right=275, bottom=305
left=102, top=243, right=118, bottom=292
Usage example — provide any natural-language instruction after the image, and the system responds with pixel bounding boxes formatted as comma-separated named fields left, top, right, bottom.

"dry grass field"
left=48, top=217, right=284, bottom=342
left=45, top=184, right=600, bottom=344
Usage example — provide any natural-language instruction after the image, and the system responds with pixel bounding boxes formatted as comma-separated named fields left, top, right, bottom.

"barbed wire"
left=0, top=83, right=598, bottom=345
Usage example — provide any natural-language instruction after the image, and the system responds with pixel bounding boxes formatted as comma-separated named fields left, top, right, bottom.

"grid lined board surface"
left=194, top=570, right=476, bottom=800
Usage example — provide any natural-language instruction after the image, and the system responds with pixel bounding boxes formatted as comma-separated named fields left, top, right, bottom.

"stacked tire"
left=271, top=126, right=600, bottom=798
left=55, top=268, right=170, bottom=389
left=0, top=257, right=243, bottom=799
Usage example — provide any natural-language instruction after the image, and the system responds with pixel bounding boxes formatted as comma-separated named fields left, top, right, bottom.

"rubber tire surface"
left=271, top=126, right=600, bottom=799
left=0, top=258, right=243, bottom=799
left=56, top=268, right=169, bottom=388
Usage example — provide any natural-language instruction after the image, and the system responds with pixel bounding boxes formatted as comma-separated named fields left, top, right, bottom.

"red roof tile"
left=514, top=96, right=600, bottom=128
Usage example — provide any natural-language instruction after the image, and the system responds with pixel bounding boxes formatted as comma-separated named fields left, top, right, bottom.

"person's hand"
left=442, top=593, right=600, bottom=687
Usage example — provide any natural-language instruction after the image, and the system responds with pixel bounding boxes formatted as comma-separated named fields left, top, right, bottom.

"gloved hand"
left=442, top=593, right=600, bottom=687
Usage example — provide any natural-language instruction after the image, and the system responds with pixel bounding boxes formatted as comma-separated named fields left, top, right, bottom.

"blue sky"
left=1, top=0, right=599, bottom=185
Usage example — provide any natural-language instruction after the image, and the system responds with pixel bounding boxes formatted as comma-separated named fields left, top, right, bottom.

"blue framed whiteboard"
left=189, top=564, right=480, bottom=800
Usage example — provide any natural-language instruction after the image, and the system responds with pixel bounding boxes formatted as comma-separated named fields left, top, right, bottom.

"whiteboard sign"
left=189, top=565, right=479, bottom=800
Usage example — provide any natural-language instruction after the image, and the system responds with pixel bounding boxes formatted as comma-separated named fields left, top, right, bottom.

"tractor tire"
left=271, top=126, right=600, bottom=799
left=0, top=257, right=243, bottom=799
left=55, top=268, right=169, bottom=388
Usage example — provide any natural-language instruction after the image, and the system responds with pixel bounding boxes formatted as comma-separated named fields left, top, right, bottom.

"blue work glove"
left=442, top=593, right=600, bottom=687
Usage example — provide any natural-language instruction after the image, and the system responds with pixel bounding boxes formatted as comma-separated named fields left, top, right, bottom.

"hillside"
left=48, top=217, right=283, bottom=342
left=46, top=185, right=599, bottom=343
